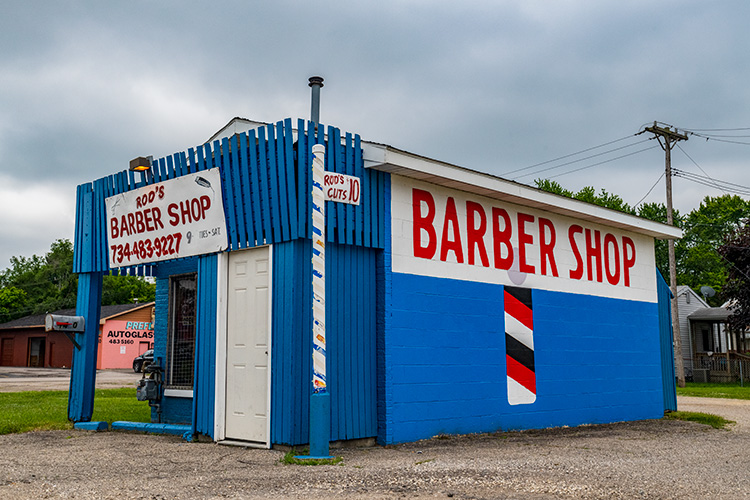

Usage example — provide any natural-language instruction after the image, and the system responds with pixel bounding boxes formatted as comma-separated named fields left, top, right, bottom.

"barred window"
left=166, top=273, right=197, bottom=389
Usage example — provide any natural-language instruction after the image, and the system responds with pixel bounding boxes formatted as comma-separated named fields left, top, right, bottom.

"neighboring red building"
left=0, top=302, right=154, bottom=369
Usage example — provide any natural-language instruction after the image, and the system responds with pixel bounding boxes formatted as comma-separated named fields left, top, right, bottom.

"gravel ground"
left=0, top=396, right=748, bottom=500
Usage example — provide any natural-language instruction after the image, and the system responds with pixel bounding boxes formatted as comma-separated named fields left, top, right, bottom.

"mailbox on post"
left=45, top=314, right=86, bottom=333
left=45, top=314, right=86, bottom=350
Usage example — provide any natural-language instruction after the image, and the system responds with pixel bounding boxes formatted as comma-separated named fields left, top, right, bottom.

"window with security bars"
left=166, top=273, right=197, bottom=389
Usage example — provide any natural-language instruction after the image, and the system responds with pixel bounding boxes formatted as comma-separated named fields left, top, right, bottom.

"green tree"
left=534, top=179, right=573, bottom=197
left=101, top=274, right=155, bottom=306
left=534, top=179, right=635, bottom=214
left=0, top=239, right=155, bottom=322
left=677, top=195, right=750, bottom=305
left=0, top=286, right=27, bottom=323
left=534, top=181, right=750, bottom=305
left=718, top=224, right=750, bottom=334
left=0, top=240, right=73, bottom=317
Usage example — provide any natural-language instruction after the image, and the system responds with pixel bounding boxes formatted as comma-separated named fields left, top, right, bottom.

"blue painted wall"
left=382, top=272, right=664, bottom=444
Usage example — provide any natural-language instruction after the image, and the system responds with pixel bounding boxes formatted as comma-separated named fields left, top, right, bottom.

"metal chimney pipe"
left=308, top=76, right=324, bottom=129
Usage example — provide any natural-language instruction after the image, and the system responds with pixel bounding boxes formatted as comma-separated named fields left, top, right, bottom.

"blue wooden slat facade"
left=657, top=271, right=677, bottom=412
left=74, top=119, right=385, bottom=274
left=221, top=136, right=240, bottom=250
left=229, top=135, right=248, bottom=250
left=72, top=117, right=385, bottom=440
left=271, top=239, right=378, bottom=445
left=283, top=119, right=297, bottom=240
left=193, top=254, right=218, bottom=435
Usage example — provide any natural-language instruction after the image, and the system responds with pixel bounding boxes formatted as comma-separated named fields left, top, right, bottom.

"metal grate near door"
left=166, top=273, right=197, bottom=389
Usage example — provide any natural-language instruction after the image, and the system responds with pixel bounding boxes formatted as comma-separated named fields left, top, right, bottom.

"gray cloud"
left=2, top=1, right=750, bottom=267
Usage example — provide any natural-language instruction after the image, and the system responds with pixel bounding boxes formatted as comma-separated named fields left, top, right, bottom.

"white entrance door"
left=225, top=246, right=271, bottom=444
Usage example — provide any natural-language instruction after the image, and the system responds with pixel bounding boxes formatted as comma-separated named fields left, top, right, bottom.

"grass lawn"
left=663, top=411, right=734, bottom=430
left=677, top=382, right=750, bottom=400
left=0, top=388, right=151, bottom=435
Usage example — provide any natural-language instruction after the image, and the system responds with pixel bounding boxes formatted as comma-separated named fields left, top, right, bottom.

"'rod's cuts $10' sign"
left=105, top=168, right=228, bottom=267
left=324, top=172, right=360, bottom=205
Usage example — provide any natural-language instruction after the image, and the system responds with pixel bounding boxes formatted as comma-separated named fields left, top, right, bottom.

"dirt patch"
left=0, top=397, right=748, bottom=499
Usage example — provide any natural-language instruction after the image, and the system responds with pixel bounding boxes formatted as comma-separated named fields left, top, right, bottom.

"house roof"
left=687, top=307, right=732, bottom=322
left=0, top=302, right=154, bottom=330
left=206, top=117, right=267, bottom=144
left=676, top=285, right=709, bottom=308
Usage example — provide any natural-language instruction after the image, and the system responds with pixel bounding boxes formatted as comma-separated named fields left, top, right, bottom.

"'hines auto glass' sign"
left=105, top=168, right=228, bottom=268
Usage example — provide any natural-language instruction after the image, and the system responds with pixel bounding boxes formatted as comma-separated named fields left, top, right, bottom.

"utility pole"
left=644, top=122, right=688, bottom=387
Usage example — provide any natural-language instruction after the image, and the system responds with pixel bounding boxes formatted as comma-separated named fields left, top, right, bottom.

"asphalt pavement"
left=1, top=367, right=749, bottom=498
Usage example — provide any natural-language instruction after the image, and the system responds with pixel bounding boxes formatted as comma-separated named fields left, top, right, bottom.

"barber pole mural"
left=504, top=286, right=536, bottom=405
left=311, top=144, right=327, bottom=393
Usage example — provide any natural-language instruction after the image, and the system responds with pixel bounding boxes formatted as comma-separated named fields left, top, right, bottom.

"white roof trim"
left=363, top=142, right=682, bottom=240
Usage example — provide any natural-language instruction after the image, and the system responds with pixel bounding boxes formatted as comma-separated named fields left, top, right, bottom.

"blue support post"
left=307, top=392, right=331, bottom=457
left=68, top=272, right=103, bottom=422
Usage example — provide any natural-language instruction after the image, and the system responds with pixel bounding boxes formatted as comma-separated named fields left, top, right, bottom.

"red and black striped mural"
left=504, top=286, right=536, bottom=405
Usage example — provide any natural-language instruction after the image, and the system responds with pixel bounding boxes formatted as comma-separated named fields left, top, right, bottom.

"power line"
left=686, top=132, right=750, bottom=138
left=501, top=134, right=639, bottom=177
left=673, top=168, right=750, bottom=192
left=643, top=122, right=750, bottom=144
left=685, top=133, right=750, bottom=146
left=672, top=169, right=750, bottom=196
left=676, top=144, right=728, bottom=195
left=511, top=140, right=654, bottom=180
left=541, top=145, right=659, bottom=180
left=679, top=127, right=750, bottom=132
left=635, top=171, right=666, bottom=207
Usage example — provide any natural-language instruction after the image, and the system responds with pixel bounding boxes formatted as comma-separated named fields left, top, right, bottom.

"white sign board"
left=105, top=168, right=228, bottom=268
left=324, top=172, right=360, bottom=205
left=390, top=176, right=657, bottom=303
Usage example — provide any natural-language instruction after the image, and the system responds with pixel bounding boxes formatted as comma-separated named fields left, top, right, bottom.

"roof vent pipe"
left=308, top=76, right=324, bottom=130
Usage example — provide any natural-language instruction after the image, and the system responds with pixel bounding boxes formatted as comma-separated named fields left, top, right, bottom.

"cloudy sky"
left=2, top=1, right=749, bottom=269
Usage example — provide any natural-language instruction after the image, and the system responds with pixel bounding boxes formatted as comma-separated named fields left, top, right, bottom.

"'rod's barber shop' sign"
left=105, top=168, right=228, bottom=267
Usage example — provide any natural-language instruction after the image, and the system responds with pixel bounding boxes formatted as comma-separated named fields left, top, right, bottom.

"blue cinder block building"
left=70, top=117, right=680, bottom=447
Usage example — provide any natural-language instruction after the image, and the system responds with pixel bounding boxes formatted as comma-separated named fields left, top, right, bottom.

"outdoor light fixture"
left=129, top=156, right=152, bottom=172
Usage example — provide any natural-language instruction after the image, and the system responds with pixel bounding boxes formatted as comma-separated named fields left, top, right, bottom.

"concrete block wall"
left=382, top=272, right=663, bottom=444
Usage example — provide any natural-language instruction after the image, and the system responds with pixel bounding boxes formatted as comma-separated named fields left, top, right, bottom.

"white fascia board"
left=363, top=142, right=682, bottom=240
